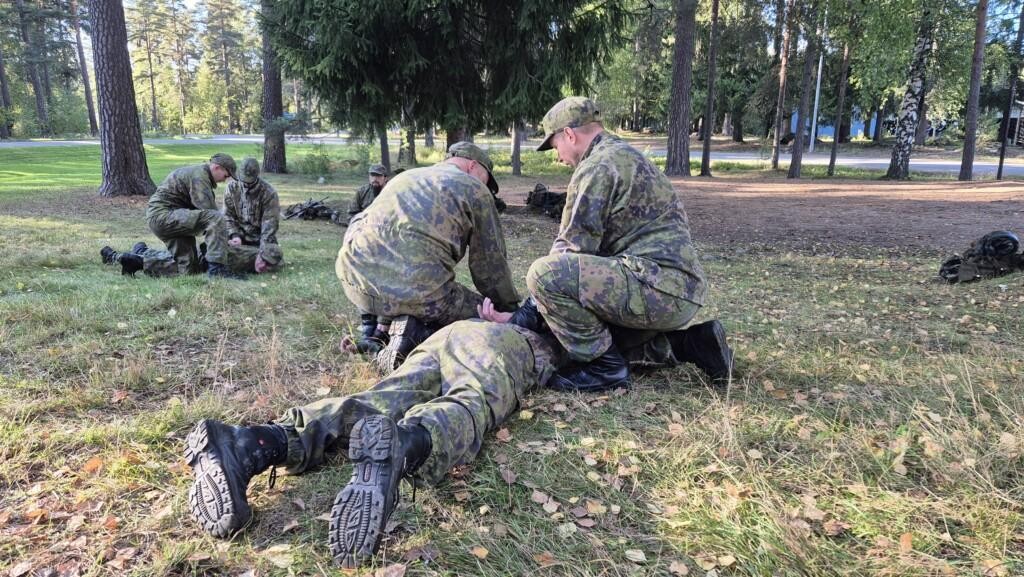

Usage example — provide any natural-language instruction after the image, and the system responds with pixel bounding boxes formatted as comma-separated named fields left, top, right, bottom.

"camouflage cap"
left=209, top=153, right=238, bottom=179
left=368, top=163, right=388, bottom=176
left=536, top=97, right=602, bottom=152
left=240, top=157, right=260, bottom=185
left=446, top=141, right=499, bottom=195
left=260, top=243, right=283, bottom=266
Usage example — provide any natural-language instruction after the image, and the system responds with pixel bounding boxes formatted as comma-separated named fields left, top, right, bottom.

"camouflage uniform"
left=337, top=162, right=520, bottom=326
left=224, top=158, right=284, bottom=272
left=531, top=99, right=706, bottom=364
left=146, top=161, right=232, bottom=274
left=346, top=183, right=383, bottom=224
left=275, top=320, right=560, bottom=483
left=130, top=245, right=284, bottom=277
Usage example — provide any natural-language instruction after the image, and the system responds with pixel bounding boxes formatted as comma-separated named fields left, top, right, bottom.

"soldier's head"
left=240, top=158, right=261, bottom=188
left=208, top=153, right=238, bottom=183
left=445, top=141, right=499, bottom=196
left=536, top=97, right=604, bottom=167
left=368, top=163, right=389, bottom=191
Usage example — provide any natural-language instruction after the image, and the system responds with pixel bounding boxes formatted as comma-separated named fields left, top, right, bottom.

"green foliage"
left=292, top=143, right=333, bottom=177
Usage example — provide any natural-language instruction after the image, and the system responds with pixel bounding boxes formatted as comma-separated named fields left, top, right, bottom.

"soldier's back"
left=147, top=164, right=209, bottom=218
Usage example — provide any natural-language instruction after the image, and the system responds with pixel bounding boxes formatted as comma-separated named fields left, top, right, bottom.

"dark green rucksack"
left=939, top=230, right=1023, bottom=283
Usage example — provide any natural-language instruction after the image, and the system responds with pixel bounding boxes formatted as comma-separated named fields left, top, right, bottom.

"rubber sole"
left=329, top=415, right=400, bottom=568
left=373, top=316, right=413, bottom=376
left=185, top=419, right=251, bottom=538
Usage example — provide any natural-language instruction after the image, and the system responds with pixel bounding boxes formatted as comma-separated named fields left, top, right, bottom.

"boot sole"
left=705, top=320, right=733, bottom=383
left=185, top=419, right=251, bottom=538
left=373, top=316, right=412, bottom=376
left=329, top=415, right=399, bottom=568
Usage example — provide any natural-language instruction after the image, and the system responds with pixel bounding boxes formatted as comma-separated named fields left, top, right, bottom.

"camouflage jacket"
left=346, top=183, right=382, bottom=224
left=340, top=163, right=520, bottom=311
left=224, top=178, right=281, bottom=246
left=553, top=132, right=707, bottom=305
left=146, top=164, right=218, bottom=220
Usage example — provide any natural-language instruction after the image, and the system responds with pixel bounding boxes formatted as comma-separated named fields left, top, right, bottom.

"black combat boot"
left=100, top=246, right=120, bottom=265
left=207, top=262, right=245, bottom=280
left=119, top=253, right=144, bottom=277
left=329, top=415, right=431, bottom=568
left=547, top=344, right=630, bottom=392
left=352, top=314, right=389, bottom=354
left=131, top=241, right=149, bottom=255
left=185, top=419, right=289, bottom=537
left=508, top=297, right=549, bottom=334
left=374, top=315, right=433, bottom=375
left=667, top=320, right=733, bottom=384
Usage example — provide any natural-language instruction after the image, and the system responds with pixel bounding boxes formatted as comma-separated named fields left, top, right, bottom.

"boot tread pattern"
left=185, top=420, right=248, bottom=538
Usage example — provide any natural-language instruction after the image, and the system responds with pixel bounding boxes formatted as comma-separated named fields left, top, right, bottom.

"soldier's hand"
left=478, top=297, right=513, bottom=323
left=229, top=237, right=242, bottom=247
left=254, top=255, right=268, bottom=273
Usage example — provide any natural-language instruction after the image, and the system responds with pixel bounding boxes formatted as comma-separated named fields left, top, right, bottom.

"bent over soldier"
left=145, top=153, right=240, bottom=279
left=184, top=319, right=561, bottom=568
left=336, top=142, right=520, bottom=373
left=225, top=158, right=284, bottom=274
left=485, top=97, right=732, bottom=390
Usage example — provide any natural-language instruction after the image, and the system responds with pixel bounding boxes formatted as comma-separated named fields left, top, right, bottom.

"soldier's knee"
left=527, top=254, right=574, bottom=300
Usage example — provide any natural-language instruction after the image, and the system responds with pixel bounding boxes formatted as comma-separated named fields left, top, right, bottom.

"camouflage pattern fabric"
left=528, top=252, right=700, bottom=361
left=344, top=183, right=382, bottom=225
left=532, top=132, right=706, bottom=361
left=274, top=320, right=560, bottom=484
left=337, top=162, right=520, bottom=325
left=224, top=175, right=282, bottom=267
left=146, top=164, right=229, bottom=273
left=135, top=245, right=281, bottom=277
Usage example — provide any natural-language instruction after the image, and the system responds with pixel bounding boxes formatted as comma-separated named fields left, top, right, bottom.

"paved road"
left=3, top=134, right=1023, bottom=176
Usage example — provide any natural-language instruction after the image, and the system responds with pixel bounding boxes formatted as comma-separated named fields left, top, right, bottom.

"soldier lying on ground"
left=224, top=158, right=284, bottom=274
left=185, top=319, right=562, bottom=568
left=100, top=240, right=282, bottom=278
left=336, top=142, right=519, bottom=374
left=145, top=153, right=241, bottom=279
left=481, top=97, right=732, bottom=391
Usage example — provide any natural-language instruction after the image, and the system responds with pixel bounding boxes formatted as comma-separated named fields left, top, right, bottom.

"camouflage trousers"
left=338, top=266, right=482, bottom=326
left=527, top=253, right=700, bottom=362
left=147, top=208, right=229, bottom=275
left=135, top=245, right=283, bottom=277
left=274, top=320, right=544, bottom=484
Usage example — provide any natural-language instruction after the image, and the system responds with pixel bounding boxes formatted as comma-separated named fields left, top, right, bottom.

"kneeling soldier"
left=224, top=158, right=284, bottom=274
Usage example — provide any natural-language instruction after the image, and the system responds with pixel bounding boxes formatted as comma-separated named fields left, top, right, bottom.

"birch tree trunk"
left=885, top=9, right=935, bottom=180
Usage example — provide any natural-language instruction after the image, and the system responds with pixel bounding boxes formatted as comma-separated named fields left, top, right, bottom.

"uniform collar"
left=579, top=131, right=609, bottom=164
left=203, top=165, right=218, bottom=189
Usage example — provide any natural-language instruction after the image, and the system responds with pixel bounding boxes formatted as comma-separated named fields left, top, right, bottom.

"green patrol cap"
left=536, top=96, right=602, bottom=152
left=240, top=157, right=260, bottom=185
left=209, top=153, right=238, bottom=179
left=368, top=163, right=388, bottom=176
left=260, top=243, right=283, bottom=266
left=446, top=141, right=499, bottom=195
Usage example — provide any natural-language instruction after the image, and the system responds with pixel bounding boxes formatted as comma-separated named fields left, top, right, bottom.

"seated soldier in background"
left=184, top=319, right=561, bottom=568
left=340, top=163, right=389, bottom=226
left=224, top=158, right=284, bottom=274
left=337, top=142, right=520, bottom=374
left=146, top=153, right=240, bottom=279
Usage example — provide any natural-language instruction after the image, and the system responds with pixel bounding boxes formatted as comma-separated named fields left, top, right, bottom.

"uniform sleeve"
left=259, top=185, right=280, bottom=246
left=467, top=191, right=521, bottom=311
left=346, top=184, right=368, bottom=223
left=223, top=184, right=242, bottom=238
left=550, top=163, right=614, bottom=255
left=189, top=172, right=218, bottom=211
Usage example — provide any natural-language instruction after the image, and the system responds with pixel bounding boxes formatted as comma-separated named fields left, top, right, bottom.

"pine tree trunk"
left=700, top=0, right=721, bottom=177
left=789, top=7, right=819, bottom=180
left=446, top=126, right=466, bottom=149
left=511, top=120, right=524, bottom=176
left=732, top=104, right=744, bottom=142
left=424, top=124, right=435, bottom=148
left=772, top=0, right=797, bottom=170
left=378, top=124, right=391, bottom=172
left=665, top=0, right=698, bottom=176
left=997, top=2, right=1024, bottom=179
left=828, top=40, right=851, bottom=176
left=261, top=0, right=286, bottom=173
left=886, top=8, right=934, bottom=180
left=219, top=14, right=234, bottom=131
left=0, top=42, right=12, bottom=139
left=35, top=4, right=53, bottom=105
left=71, top=0, right=98, bottom=136
left=959, top=0, right=989, bottom=181
left=146, top=34, right=158, bottom=130
left=873, top=99, right=884, bottom=142
left=16, top=0, right=50, bottom=135
left=91, top=0, right=155, bottom=197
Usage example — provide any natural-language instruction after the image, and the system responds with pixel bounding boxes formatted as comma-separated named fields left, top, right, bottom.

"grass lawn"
left=0, top=144, right=1022, bottom=576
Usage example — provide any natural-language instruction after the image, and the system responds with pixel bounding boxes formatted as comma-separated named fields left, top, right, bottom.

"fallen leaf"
left=404, top=544, right=440, bottom=562
left=519, top=410, right=534, bottom=420
left=24, top=508, right=49, bottom=523
left=470, top=546, right=489, bottom=559
left=533, top=551, right=556, bottom=567
left=980, top=559, right=1009, bottom=576
left=495, top=428, right=512, bottom=443
left=531, top=490, right=550, bottom=504
left=570, top=506, right=589, bottom=518
left=263, top=544, right=293, bottom=568
left=585, top=500, right=607, bottom=515
left=500, top=467, right=517, bottom=484
left=542, top=501, right=560, bottom=514
left=717, top=554, right=736, bottom=567
left=291, top=497, right=306, bottom=511
left=83, top=456, right=104, bottom=474
left=747, top=449, right=763, bottom=460
left=575, top=518, right=597, bottom=528
left=668, top=423, right=684, bottom=435
left=8, top=561, right=32, bottom=577
left=669, top=560, right=690, bottom=575
left=580, top=437, right=596, bottom=447
left=899, top=532, right=913, bottom=554
left=492, top=523, right=508, bottom=537
left=374, top=563, right=407, bottom=577
left=102, top=516, right=119, bottom=530
left=454, top=491, right=471, bottom=502
left=823, top=519, right=850, bottom=536
left=695, top=553, right=718, bottom=570
left=282, top=519, right=300, bottom=533
left=624, top=549, right=647, bottom=563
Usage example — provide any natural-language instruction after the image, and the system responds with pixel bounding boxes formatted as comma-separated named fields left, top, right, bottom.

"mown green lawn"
left=0, top=144, right=1021, bottom=577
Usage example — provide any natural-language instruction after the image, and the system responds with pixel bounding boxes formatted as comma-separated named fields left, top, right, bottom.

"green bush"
left=293, top=143, right=333, bottom=176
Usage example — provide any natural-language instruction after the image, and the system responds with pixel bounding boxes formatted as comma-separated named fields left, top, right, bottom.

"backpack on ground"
left=938, top=230, right=1023, bottom=283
